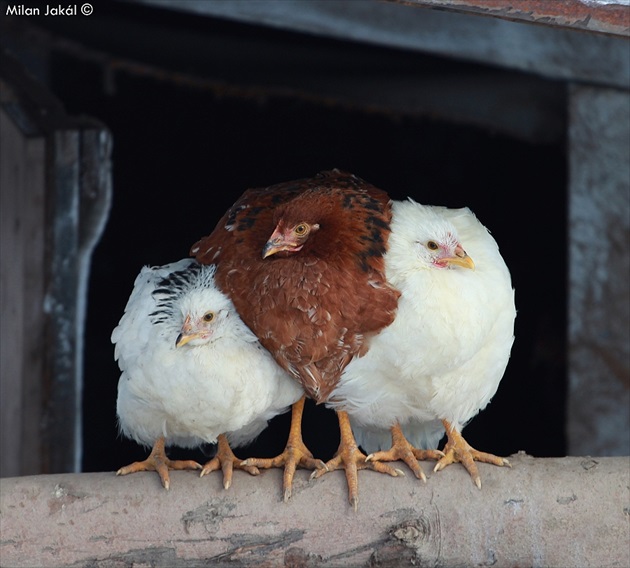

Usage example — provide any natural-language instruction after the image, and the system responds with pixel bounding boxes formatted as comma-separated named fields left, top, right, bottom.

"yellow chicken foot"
left=312, top=410, right=403, bottom=511
left=241, top=396, right=326, bottom=502
left=366, top=422, right=444, bottom=481
left=116, top=436, right=201, bottom=490
left=434, top=419, right=511, bottom=489
left=200, top=433, right=260, bottom=489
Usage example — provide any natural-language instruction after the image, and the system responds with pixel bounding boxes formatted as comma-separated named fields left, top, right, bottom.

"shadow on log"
left=1, top=453, right=629, bottom=567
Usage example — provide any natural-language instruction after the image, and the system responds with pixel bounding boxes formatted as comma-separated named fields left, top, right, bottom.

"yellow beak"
left=443, top=246, right=475, bottom=270
left=262, top=237, right=285, bottom=259
left=175, top=314, right=201, bottom=347
left=444, top=254, right=475, bottom=270
left=175, top=332, right=202, bottom=348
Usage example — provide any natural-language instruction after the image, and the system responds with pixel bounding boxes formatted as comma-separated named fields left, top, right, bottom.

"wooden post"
left=0, top=52, right=112, bottom=475
left=567, top=85, right=630, bottom=456
left=0, top=101, right=46, bottom=477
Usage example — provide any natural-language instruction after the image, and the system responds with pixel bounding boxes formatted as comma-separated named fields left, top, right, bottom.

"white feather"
left=113, top=259, right=303, bottom=452
left=329, top=199, right=516, bottom=452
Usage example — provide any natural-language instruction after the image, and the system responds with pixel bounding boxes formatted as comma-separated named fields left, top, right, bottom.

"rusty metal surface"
left=394, top=0, right=630, bottom=36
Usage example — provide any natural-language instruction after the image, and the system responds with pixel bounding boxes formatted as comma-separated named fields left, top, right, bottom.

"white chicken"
left=113, top=259, right=304, bottom=490
left=328, top=199, right=516, bottom=488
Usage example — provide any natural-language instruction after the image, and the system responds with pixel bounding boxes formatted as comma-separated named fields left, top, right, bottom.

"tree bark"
left=1, top=454, right=628, bottom=567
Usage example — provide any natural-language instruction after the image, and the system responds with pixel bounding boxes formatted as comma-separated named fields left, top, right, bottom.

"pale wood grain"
left=1, top=454, right=628, bottom=567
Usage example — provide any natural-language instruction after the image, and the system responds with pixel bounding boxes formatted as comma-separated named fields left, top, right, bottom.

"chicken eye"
left=202, top=312, right=215, bottom=322
left=427, top=241, right=439, bottom=251
left=294, top=223, right=308, bottom=236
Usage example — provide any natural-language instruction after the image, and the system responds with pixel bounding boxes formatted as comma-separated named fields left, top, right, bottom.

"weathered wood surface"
left=132, top=0, right=630, bottom=88
left=0, top=52, right=112, bottom=476
left=397, top=0, right=630, bottom=37
left=1, top=454, right=628, bottom=567
left=567, top=85, right=630, bottom=457
left=0, top=104, right=46, bottom=478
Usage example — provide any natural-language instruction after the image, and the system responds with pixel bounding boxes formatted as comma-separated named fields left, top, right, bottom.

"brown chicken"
left=191, top=170, right=401, bottom=508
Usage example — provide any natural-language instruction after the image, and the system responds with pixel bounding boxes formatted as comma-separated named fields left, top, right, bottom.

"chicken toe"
left=434, top=420, right=511, bottom=488
left=200, top=433, right=260, bottom=489
left=240, top=397, right=325, bottom=501
left=365, top=422, right=444, bottom=482
left=312, top=410, right=402, bottom=511
left=116, top=436, right=201, bottom=490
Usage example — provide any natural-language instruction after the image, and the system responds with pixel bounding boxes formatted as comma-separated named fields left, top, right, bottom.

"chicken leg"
left=240, top=396, right=326, bottom=501
left=311, top=410, right=403, bottom=511
left=116, top=436, right=201, bottom=490
left=200, top=433, right=260, bottom=489
left=434, top=419, right=511, bottom=488
left=365, top=422, right=444, bottom=481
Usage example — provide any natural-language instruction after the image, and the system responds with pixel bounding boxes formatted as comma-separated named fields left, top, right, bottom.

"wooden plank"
left=129, top=0, right=630, bottom=88
left=41, top=130, right=81, bottom=474
left=0, top=107, right=26, bottom=479
left=0, top=104, right=46, bottom=477
left=1, top=454, right=628, bottom=567
left=567, top=85, right=630, bottom=456
left=18, top=116, right=46, bottom=476
left=396, top=0, right=630, bottom=37
left=0, top=52, right=112, bottom=475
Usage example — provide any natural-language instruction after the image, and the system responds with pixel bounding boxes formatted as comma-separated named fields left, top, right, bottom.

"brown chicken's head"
left=260, top=182, right=391, bottom=265
left=262, top=220, right=321, bottom=258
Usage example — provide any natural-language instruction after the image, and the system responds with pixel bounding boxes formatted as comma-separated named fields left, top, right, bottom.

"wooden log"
left=1, top=454, right=628, bottom=567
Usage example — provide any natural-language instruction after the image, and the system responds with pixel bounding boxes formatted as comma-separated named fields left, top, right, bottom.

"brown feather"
left=191, top=170, right=400, bottom=402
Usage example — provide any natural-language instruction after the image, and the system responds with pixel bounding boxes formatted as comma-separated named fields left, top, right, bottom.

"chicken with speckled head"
left=113, top=259, right=303, bottom=490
